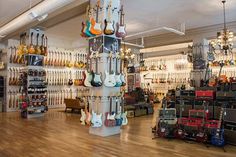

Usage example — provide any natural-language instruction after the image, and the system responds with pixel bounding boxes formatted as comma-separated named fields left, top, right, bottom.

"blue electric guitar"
left=114, top=52, right=122, bottom=87
left=211, top=106, right=225, bottom=147
left=85, top=5, right=95, bottom=37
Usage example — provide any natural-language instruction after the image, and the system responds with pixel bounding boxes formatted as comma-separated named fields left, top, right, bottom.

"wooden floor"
left=0, top=107, right=236, bottom=157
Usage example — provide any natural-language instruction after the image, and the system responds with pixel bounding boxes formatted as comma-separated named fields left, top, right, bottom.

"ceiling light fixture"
left=0, top=0, right=75, bottom=37
left=212, top=0, right=234, bottom=55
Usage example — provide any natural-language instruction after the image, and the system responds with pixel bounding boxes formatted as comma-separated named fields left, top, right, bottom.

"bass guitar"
left=104, top=0, right=115, bottom=35
left=104, top=52, right=116, bottom=87
left=90, top=0, right=102, bottom=35
left=116, top=5, right=126, bottom=38
left=211, top=104, right=226, bottom=147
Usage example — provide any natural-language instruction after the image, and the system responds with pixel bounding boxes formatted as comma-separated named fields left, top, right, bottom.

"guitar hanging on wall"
left=104, top=51, right=116, bottom=87
left=91, top=51, right=103, bottom=87
left=83, top=52, right=93, bottom=87
left=116, top=5, right=126, bottom=38
left=104, top=0, right=115, bottom=35
left=114, top=52, right=122, bottom=87
left=90, top=0, right=102, bottom=35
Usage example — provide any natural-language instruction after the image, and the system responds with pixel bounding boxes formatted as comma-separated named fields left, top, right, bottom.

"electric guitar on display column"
left=116, top=5, right=127, bottom=38
left=90, top=0, right=102, bottom=35
left=104, top=0, right=115, bottom=35
left=83, top=53, right=93, bottom=87
left=91, top=51, right=103, bottom=87
left=114, top=52, right=122, bottom=87
left=104, top=51, right=116, bottom=87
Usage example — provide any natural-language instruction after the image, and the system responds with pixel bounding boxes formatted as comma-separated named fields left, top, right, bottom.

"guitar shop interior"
left=0, top=0, right=236, bottom=157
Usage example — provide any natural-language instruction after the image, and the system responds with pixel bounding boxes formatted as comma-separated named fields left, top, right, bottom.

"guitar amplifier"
left=224, top=108, right=236, bottom=122
left=195, top=90, right=215, bottom=99
left=225, top=121, right=236, bottom=145
left=216, top=91, right=236, bottom=99
left=159, top=108, right=177, bottom=125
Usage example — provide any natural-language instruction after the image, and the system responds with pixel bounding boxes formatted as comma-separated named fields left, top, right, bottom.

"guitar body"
left=121, top=111, right=128, bottom=125
left=104, top=20, right=115, bottom=35
left=120, top=73, right=126, bottom=86
left=104, top=71, right=116, bottom=87
left=104, top=112, right=116, bottom=127
left=83, top=71, right=92, bottom=87
left=85, top=20, right=95, bottom=37
left=91, top=111, right=103, bottom=128
left=116, top=23, right=127, bottom=38
left=81, top=22, right=87, bottom=37
left=115, top=74, right=122, bottom=87
left=115, top=112, right=122, bottom=126
left=80, top=109, right=86, bottom=125
left=68, top=79, right=73, bottom=86
left=90, top=19, right=102, bottom=35
left=91, top=72, right=103, bottom=87
left=211, top=129, right=225, bottom=147
left=85, top=111, right=92, bottom=125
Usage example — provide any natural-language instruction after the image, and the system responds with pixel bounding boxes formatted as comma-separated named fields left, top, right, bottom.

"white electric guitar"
left=91, top=96, right=103, bottom=128
left=104, top=52, right=116, bottom=87
left=120, top=51, right=126, bottom=86
left=121, top=96, right=128, bottom=125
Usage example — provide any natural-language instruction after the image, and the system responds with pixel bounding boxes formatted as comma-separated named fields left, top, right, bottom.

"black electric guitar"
left=68, top=71, right=73, bottom=86
left=91, top=51, right=102, bottom=87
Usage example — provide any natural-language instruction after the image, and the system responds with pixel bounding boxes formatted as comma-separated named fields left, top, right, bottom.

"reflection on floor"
left=0, top=107, right=235, bottom=157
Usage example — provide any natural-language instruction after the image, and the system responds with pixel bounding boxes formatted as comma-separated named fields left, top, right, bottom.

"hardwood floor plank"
left=0, top=108, right=235, bottom=157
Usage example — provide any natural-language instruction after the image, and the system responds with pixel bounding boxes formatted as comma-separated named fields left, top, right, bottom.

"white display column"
left=191, top=38, right=209, bottom=87
left=88, top=0, right=122, bottom=137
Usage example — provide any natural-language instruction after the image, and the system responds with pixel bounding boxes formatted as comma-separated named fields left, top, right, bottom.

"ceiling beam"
left=127, top=21, right=236, bottom=48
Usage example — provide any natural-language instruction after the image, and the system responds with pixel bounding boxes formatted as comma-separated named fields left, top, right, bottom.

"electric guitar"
left=68, top=71, right=73, bottom=86
left=91, top=96, right=103, bottom=128
left=120, top=51, right=126, bottom=86
left=211, top=105, right=226, bottom=147
left=40, top=34, right=45, bottom=55
left=104, top=0, right=115, bottom=35
left=83, top=53, right=93, bottom=87
left=85, top=5, right=95, bottom=37
left=91, top=50, right=103, bottom=87
left=80, top=97, right=87, bottom=125
left=121, top=96, right=128, bottom=125
left=196, top=101, right=208, bottom=143
left=81, top=22, right=87, bottom=37
left=116, top=5, right=127, bottom=38
left=85, top=97, right=92, bottom=125
left=90, top=0, right=102, bottom=35
left=115, top=97, right=122, bottom=126
left=105, top=97, right=116, bottom=127
left=114, top=52, right=122, bottom=87
left=104, top=52, right=116, bottom=87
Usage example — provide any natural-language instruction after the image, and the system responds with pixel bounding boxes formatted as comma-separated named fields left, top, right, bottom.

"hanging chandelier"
left=120, top=42, right=135, bottom=60
left=216, top=0, right=234, bottom=55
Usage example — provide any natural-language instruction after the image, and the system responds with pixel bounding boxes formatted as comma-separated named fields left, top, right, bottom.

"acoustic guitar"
left=116, top=5, right=126, bottom=38
left=90, top=0, right=102, bottom=35
left=35, top=33, right=41, bottom=55
left=28, top=32, right=35, bottom=54
left=104, top=0, right=115, bottom=35
left=40, top=34, right=45, bottom=55
left=104, top=51, right=116, bottom=87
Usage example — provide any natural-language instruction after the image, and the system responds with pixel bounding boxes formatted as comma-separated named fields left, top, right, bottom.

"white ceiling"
left=0, top=0, right=42, bottom=27
left=45, top=0, right=236, bottom=47
left=2, top=0, right=236, bottom=47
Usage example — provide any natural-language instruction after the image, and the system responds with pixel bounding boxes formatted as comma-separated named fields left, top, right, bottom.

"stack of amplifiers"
left=224, top=107, right=236, bottom=145
left=176, top=90, right=195, bottom=117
